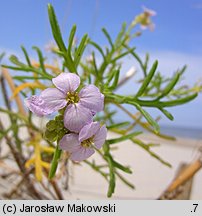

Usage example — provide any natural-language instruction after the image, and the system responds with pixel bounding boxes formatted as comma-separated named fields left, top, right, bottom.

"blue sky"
left=1, top=0, right=202, bottom=53
left=0, top=0, right=202, bottom=129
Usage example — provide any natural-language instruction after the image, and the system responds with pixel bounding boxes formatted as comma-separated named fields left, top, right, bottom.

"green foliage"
left=135, top=60, right=158, bottom=97
left=47, top=4, right=88, bottom=73
left=106, top=131, right=142, bottom=145
left=2, top=50, right=53, bottom=81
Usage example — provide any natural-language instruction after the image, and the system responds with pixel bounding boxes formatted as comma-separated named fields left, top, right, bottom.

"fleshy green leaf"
left=47, top=4, right=67, bottom=52
left=107, top=121, right=130, bottom=129
left=106, top=131, right=142, bottom=145
left=32, top=46, right=46, bottom=74
left=159, top=108, right=174, bottom=121
left=111, top=158, right=132, bottom=174
left=108, top=69, right=120, bottom=90
left=74, top=34, right=88, bottom=67
left=68, top=25, right=77, bottom=56
left=89, top=41, right=106, bottom=60
left=136, top=60, right=158, bottom=97
left=21, top=46, right=32, bottom=67
left=156, top=72, right=180, bottom=100
left=102, top=28, right=114, bottom=49
left=131, top=102, right=160, bottom=133
left=106, top=156, right=115, bottom=197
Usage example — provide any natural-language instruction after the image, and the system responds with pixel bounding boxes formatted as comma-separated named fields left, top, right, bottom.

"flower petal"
left=52, top=73, right=80, bottom=94
left=143, top=6, right=156, bottom=16
left=70, top=147, right=95, bottom=162
left=79, top=84, right=104, bottom=113
left=59, top=133, right=80, bottom=153
left=40, top=88, right=67, bottom=113
left=94, top=125, right=107, bottom=149
left=79, top=122, right=100, bottom=142
left=25, top=95, right=50, bottom=117
left=64, top=103, right=93, bottom=133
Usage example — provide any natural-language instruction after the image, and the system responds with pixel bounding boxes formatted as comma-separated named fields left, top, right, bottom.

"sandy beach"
left=63, top=132, right=202, bottom=199
left=0, top=113, right=202, bottom=199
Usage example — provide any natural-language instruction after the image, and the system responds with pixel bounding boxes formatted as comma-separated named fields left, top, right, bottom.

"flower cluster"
left=25, top=73, right=107, bottom=161
left=133, top=6, right=156, bottom=31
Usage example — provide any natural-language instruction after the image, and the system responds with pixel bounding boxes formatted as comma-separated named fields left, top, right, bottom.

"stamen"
left=66, top=92, right=79, bottom=103
left=81, top=137, right=94, bottom=148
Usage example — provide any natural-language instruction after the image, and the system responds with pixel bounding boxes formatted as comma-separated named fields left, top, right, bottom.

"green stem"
left=48, top=142, right=62, bottom=179
left=83, top=160, right=108, bottom=180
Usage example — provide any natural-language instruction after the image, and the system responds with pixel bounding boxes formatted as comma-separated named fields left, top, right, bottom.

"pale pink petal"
left=94, top=125, right=107, bottom=149
left=79, top=84, right=104, bottom=113
left=59, top=134, right=80, bottom=153
left=79, top=122, right=100, bottom=142
left=52, top=73, right=80, bottom=94
left=140, top=24, right=148, bottom=30
left=64, top=103, right=93, bottom=133
left=40, top=88, right=67, bottom=113
left=143, top=6, right=156, bottom=16
left=25, top=95, right=50, bottom=117
left=148, top=23, right=155, bottom=31
left=70, top=147, right=95, bottom=162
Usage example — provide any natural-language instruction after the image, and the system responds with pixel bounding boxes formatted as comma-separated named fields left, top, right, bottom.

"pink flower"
left=25, top=73, right=104, bottom=133
left=25, top=95, right=49, bottom=117
left=59, top=122, right=107, bottom=162
left=133, top=6, right=156, bottom=31
left=142, top=6, right=156, bottom=17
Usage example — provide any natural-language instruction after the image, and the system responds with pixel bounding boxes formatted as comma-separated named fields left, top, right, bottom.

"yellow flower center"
left=66, top=92, right=79, bottom=103
left=81, top=137, right=94, bottom=148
